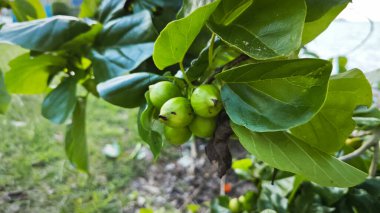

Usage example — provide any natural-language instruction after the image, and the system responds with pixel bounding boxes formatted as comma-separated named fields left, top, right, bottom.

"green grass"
left=0, top=95, right=150, bottom=212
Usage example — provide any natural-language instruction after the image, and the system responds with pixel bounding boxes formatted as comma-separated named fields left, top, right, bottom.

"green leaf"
left=290, top=69, right=372, bottom=153
left=177, top=0, right=218, bottom=18
left=302, top=0, right=349, bottom=44
left=232, top=123, right=367, bottom=187
left=96, top=0, right=129, bottom=23
left=41, top=78, right=77, bottom=124
left=0, top=43, right=28, bottom=72
left=9, top=0, right=46, bottom=22
left=0, top=71, right=10, bottom=114
left=97, top=72, right=164, bottom=108
left=79, top=0, right=101, bottom=18
left=153, top=0, right=221, bottom=70
left=186, top=40, right=240, bottom=81
left=0, top=16, right=91, bottom=52
left=208, top=0, right=306, bottom=60
left=91, top=11, right=156, bottom=81
left=217, top=59, right=332, bottom=132
left=137, top=92, right=163, bottom=159
left=60, top=21, right=102, bottom=52
left=131, top=0, right=182, bottom=31
left=5, top=53, right=66, bottom=94
left=65, top=97, right=88, bottom=173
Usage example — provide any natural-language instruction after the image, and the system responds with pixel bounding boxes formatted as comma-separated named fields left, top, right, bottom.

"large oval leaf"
left=65, top=97, right=88, bottom=173
left=91, top=10, right=156, bottom=82
left=232, top=123, right=367, bottom=187
left=216, top=59, right=332, bottom=132
left=97, top=72, right=164, bottom=108
left=0, top=16, right=91, bottom=51
left=153, top=0, right=221, bottom=70
left=42, top=78, right=77, bottom=124
left=208, top=0, right=306, bottom=60
left=5, top=53, right=66, bottom=94
left=90, top=43, right=154, bottom=82
left=290, top=69, right=372, bottom=153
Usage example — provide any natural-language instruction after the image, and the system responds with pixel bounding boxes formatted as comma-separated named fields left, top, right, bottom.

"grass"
left=0, top=95, right=151, bottom=212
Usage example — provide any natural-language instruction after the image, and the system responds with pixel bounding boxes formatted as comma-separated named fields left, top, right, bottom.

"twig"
left=369, top=141, right=379, bottom=177
left=220, top=175, right=226, bottom=195
left=339, top=135, right=379, bottom=161
left=271, top=168, right=278, bottom=185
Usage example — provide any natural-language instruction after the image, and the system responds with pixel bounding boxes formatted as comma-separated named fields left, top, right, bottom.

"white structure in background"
left=306, top=0, right=380, bottom=73
left=338, top=0, right=380, bottom=22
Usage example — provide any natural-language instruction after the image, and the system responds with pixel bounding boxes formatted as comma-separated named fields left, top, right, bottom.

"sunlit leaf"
left=291, top=69, right=372, bottom=153
left=232, top=123, right=367, bottom=187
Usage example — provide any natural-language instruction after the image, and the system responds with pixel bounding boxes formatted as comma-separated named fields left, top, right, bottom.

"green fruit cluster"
left=148, top=81, right=223, bottom=146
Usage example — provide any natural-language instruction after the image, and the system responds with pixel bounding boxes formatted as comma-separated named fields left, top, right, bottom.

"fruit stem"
left=179, top=61, right=194, bottom=88
left=208, top=33, right=216, bottom=67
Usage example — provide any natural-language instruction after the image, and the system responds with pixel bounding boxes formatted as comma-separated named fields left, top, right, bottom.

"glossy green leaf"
left=217, top=59, right=332, bottom=132
left=9, top=0, right=46, bottom=22
left=0, top=16, right=91, bottom=51
left=291, top=69, right=372, bottom=153
left=96, top=0, right=129, bottom=23
left=79, top=0, right=101, bottom=18
left=97, top=72, right=164, bottom=108
left=92, top=11, right=156, bottom=81
left=232, top=123, right=367, bottom=187
left=302, top=0, right=349, bottom=44
left=138, top=92, right=163, bottom=159
left=208, top=0, right=306, bottom=59
left=42, top=78, right=77, bottom=124
left=0, top=71, right=10, bottom=114
left=5, top=53, right=66, bottom=94
left=153, top=0, right=221, bottom=70
left=177, top=0, right=217, bottom=18
left=91, top=44, right=154, bottom=82
left=65, top=97, right=88, bottom=173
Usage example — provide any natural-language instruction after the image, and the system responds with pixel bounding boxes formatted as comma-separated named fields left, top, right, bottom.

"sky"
left=338, top=0, right=380, bottom=22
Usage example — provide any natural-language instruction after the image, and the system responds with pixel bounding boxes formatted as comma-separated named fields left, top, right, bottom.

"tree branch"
left=339, top=135, right=378, bottom=161
left=369, top=141, right=379, bottom=177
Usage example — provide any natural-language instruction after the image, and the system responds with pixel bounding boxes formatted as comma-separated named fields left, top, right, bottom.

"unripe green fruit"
left=189, top=116, right=216, bottom=138
left=191, top=84, right=222, bottom=118
left=159, top=97, right=194, bottom=127
left=229, top=198, right=241, bottom=213
left=149, top=81, right=181, bottom=108
left=164, top=126, right=192, bottom=145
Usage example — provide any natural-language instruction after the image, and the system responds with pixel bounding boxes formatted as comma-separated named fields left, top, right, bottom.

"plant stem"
left=179, top=61, right=193, bottom=88
left=369, top=141, right=379, bottom=177
left=208, top=33, right=216, bottom=67
left=339, top=135, right=378, bottom=161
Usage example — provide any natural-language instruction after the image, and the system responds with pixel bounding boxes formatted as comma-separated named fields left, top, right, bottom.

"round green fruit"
left=189, top=116, right=216, bottom=138
left=149, top=81, right=181, bottom=108
left=164, top=126, right=192, bottom=145
left=159, top=97, right=194, bottom=127
left=229, top=198, right=241, bottom=213
left=191, top=84, right=222, bottom=118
